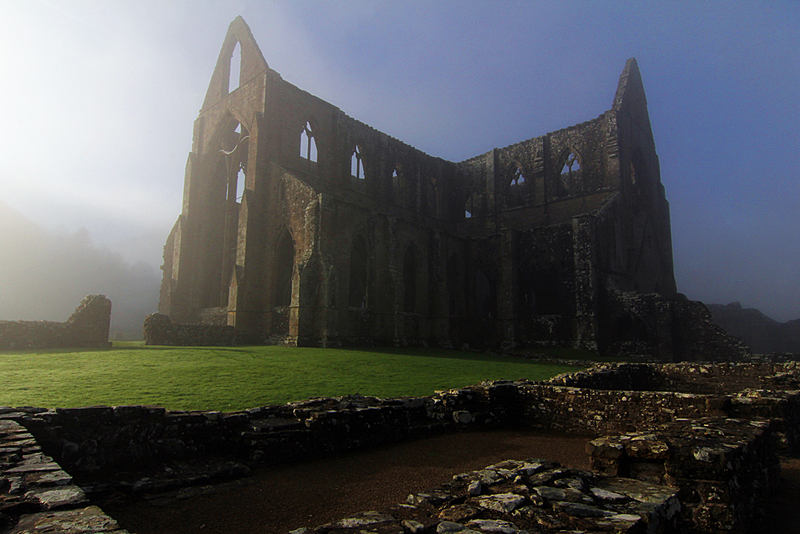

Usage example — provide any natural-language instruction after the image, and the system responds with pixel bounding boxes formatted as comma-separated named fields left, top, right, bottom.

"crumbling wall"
left=142, top=313, right=235, bottom=346
left=0, top=295, right=111, bottom=350
left=11, top=362, right=800, bottom=475
left=588, top=418, right=779, bottom=533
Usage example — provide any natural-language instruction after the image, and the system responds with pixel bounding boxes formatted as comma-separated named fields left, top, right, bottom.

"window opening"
left=465, top=193, right=474, bottom=218
left=511, top=167, right=526, bottom=186
left=235, top=165, right=245, bottom=202
left=229, top=41, right=241, bottom=93
left=508, top=165, right=527, bottom=207
left=348, top=235, right=368, bottom=308
left=559, top=151, right=581, bottom=196
left=561, top=152, right=580, bottom=175
left=351, top=145, right=364, bottom=179
left=403, top=245, right=417, bottom=313
left=300, top=122, right=317, bottom=162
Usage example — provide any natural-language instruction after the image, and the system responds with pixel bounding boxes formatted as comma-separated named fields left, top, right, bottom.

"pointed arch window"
left=507, top=164, right=527, bottom=208
left=392, top=167, right=400, bottom=202
left=229, top=41, right=241, bottom=93
left=234, top=164, right=245, bottom=202
left=558, top=151, right=582, bottom=197
left=300, top=121, right=318, bottom=162
left=221, top=120, right=249, bottom=204
left=351, top=145, right=365, bottom=179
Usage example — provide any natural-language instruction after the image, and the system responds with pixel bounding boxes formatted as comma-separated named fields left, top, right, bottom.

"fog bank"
left=0, top=202, right=160, bottom=340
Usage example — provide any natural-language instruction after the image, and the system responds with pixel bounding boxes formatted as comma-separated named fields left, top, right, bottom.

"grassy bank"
left=0, top=344, right=583, bottom=411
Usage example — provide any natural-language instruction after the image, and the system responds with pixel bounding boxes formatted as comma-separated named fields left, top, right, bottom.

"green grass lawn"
left=0, top=343, right=583, bottom=412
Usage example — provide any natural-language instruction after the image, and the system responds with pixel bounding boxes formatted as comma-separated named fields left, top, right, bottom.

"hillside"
left=706, top=302, right=800, bottom=354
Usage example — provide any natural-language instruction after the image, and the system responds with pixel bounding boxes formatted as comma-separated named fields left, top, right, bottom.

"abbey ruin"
left=157, top=17, right=741, bottom=360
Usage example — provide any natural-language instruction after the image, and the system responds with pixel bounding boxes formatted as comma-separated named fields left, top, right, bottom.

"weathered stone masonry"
left=0, top=295, right=111, bottom=351
left=157, top=17, right=743, bottom=360
left=2, top=361, right=798, bottom=532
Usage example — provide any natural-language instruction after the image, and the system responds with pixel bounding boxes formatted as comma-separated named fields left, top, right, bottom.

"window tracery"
left=558, top=150, right=582, bottom=197
left=351, top=145, right=365, bottom=179
left=300, top=122, right=318, bottom=162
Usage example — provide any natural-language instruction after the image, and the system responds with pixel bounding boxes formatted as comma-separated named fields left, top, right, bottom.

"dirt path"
left=101, top=431, right=800, bottom=534
left=103, top=431, right=591, bottom=534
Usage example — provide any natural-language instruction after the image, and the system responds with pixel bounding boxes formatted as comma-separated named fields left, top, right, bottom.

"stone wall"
left=142, top=313, right=235, bottom=346
left=9, top=363, right=800, bottom=474
left=4, top=361, right=800, bottom=533
left=0, top=419, right=128, bottom=533
left=0, top=295, right=111, bottom=351
left=588, top=417, right=779, bottom=533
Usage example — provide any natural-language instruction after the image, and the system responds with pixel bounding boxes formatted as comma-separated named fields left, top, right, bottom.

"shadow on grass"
left=109, top=342, right=596, bottom=367
left=3, top=341, right=609, bottom=368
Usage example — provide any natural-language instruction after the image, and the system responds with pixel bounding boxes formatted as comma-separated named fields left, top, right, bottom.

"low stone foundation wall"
left=659, top=362, right=800, bottom=394
left=7, top=382, right=525, bottom=477
left=551, top=361, right=800, bottom=394
left=0, top=295, right=111, bottom=351
left=142, top=313, right=235, bottom=346
left=0, top=419, right=128, bottom=533
left=588, top=417, right=779, bottom=533
left=3, top=361, right=800, bottom=532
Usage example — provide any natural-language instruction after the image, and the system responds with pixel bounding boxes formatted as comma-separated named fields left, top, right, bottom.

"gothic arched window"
left=351, top=145, right=365, bottom=179
left=300, top=121, right=318, bottom=163
left=507, top=164, right=527, bottom=208
left=228, top=41, right=241, bottom=93
left=558, top=150, right=582, bottom=197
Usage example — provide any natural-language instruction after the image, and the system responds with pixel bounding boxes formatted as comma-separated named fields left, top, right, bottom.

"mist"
left=0, top=2, right=797, bottom=325
left=0, top=202, right=161, bottom=340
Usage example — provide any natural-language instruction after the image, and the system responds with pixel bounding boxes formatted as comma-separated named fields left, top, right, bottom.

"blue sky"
left=1, top=1, right=798, bottom=321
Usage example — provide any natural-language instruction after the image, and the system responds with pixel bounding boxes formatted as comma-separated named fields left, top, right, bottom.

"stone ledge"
left=0, top=420, right=122, bottom=534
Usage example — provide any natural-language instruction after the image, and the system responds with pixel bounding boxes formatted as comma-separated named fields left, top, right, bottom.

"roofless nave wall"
left=158, top=17, right=744, bottom=361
